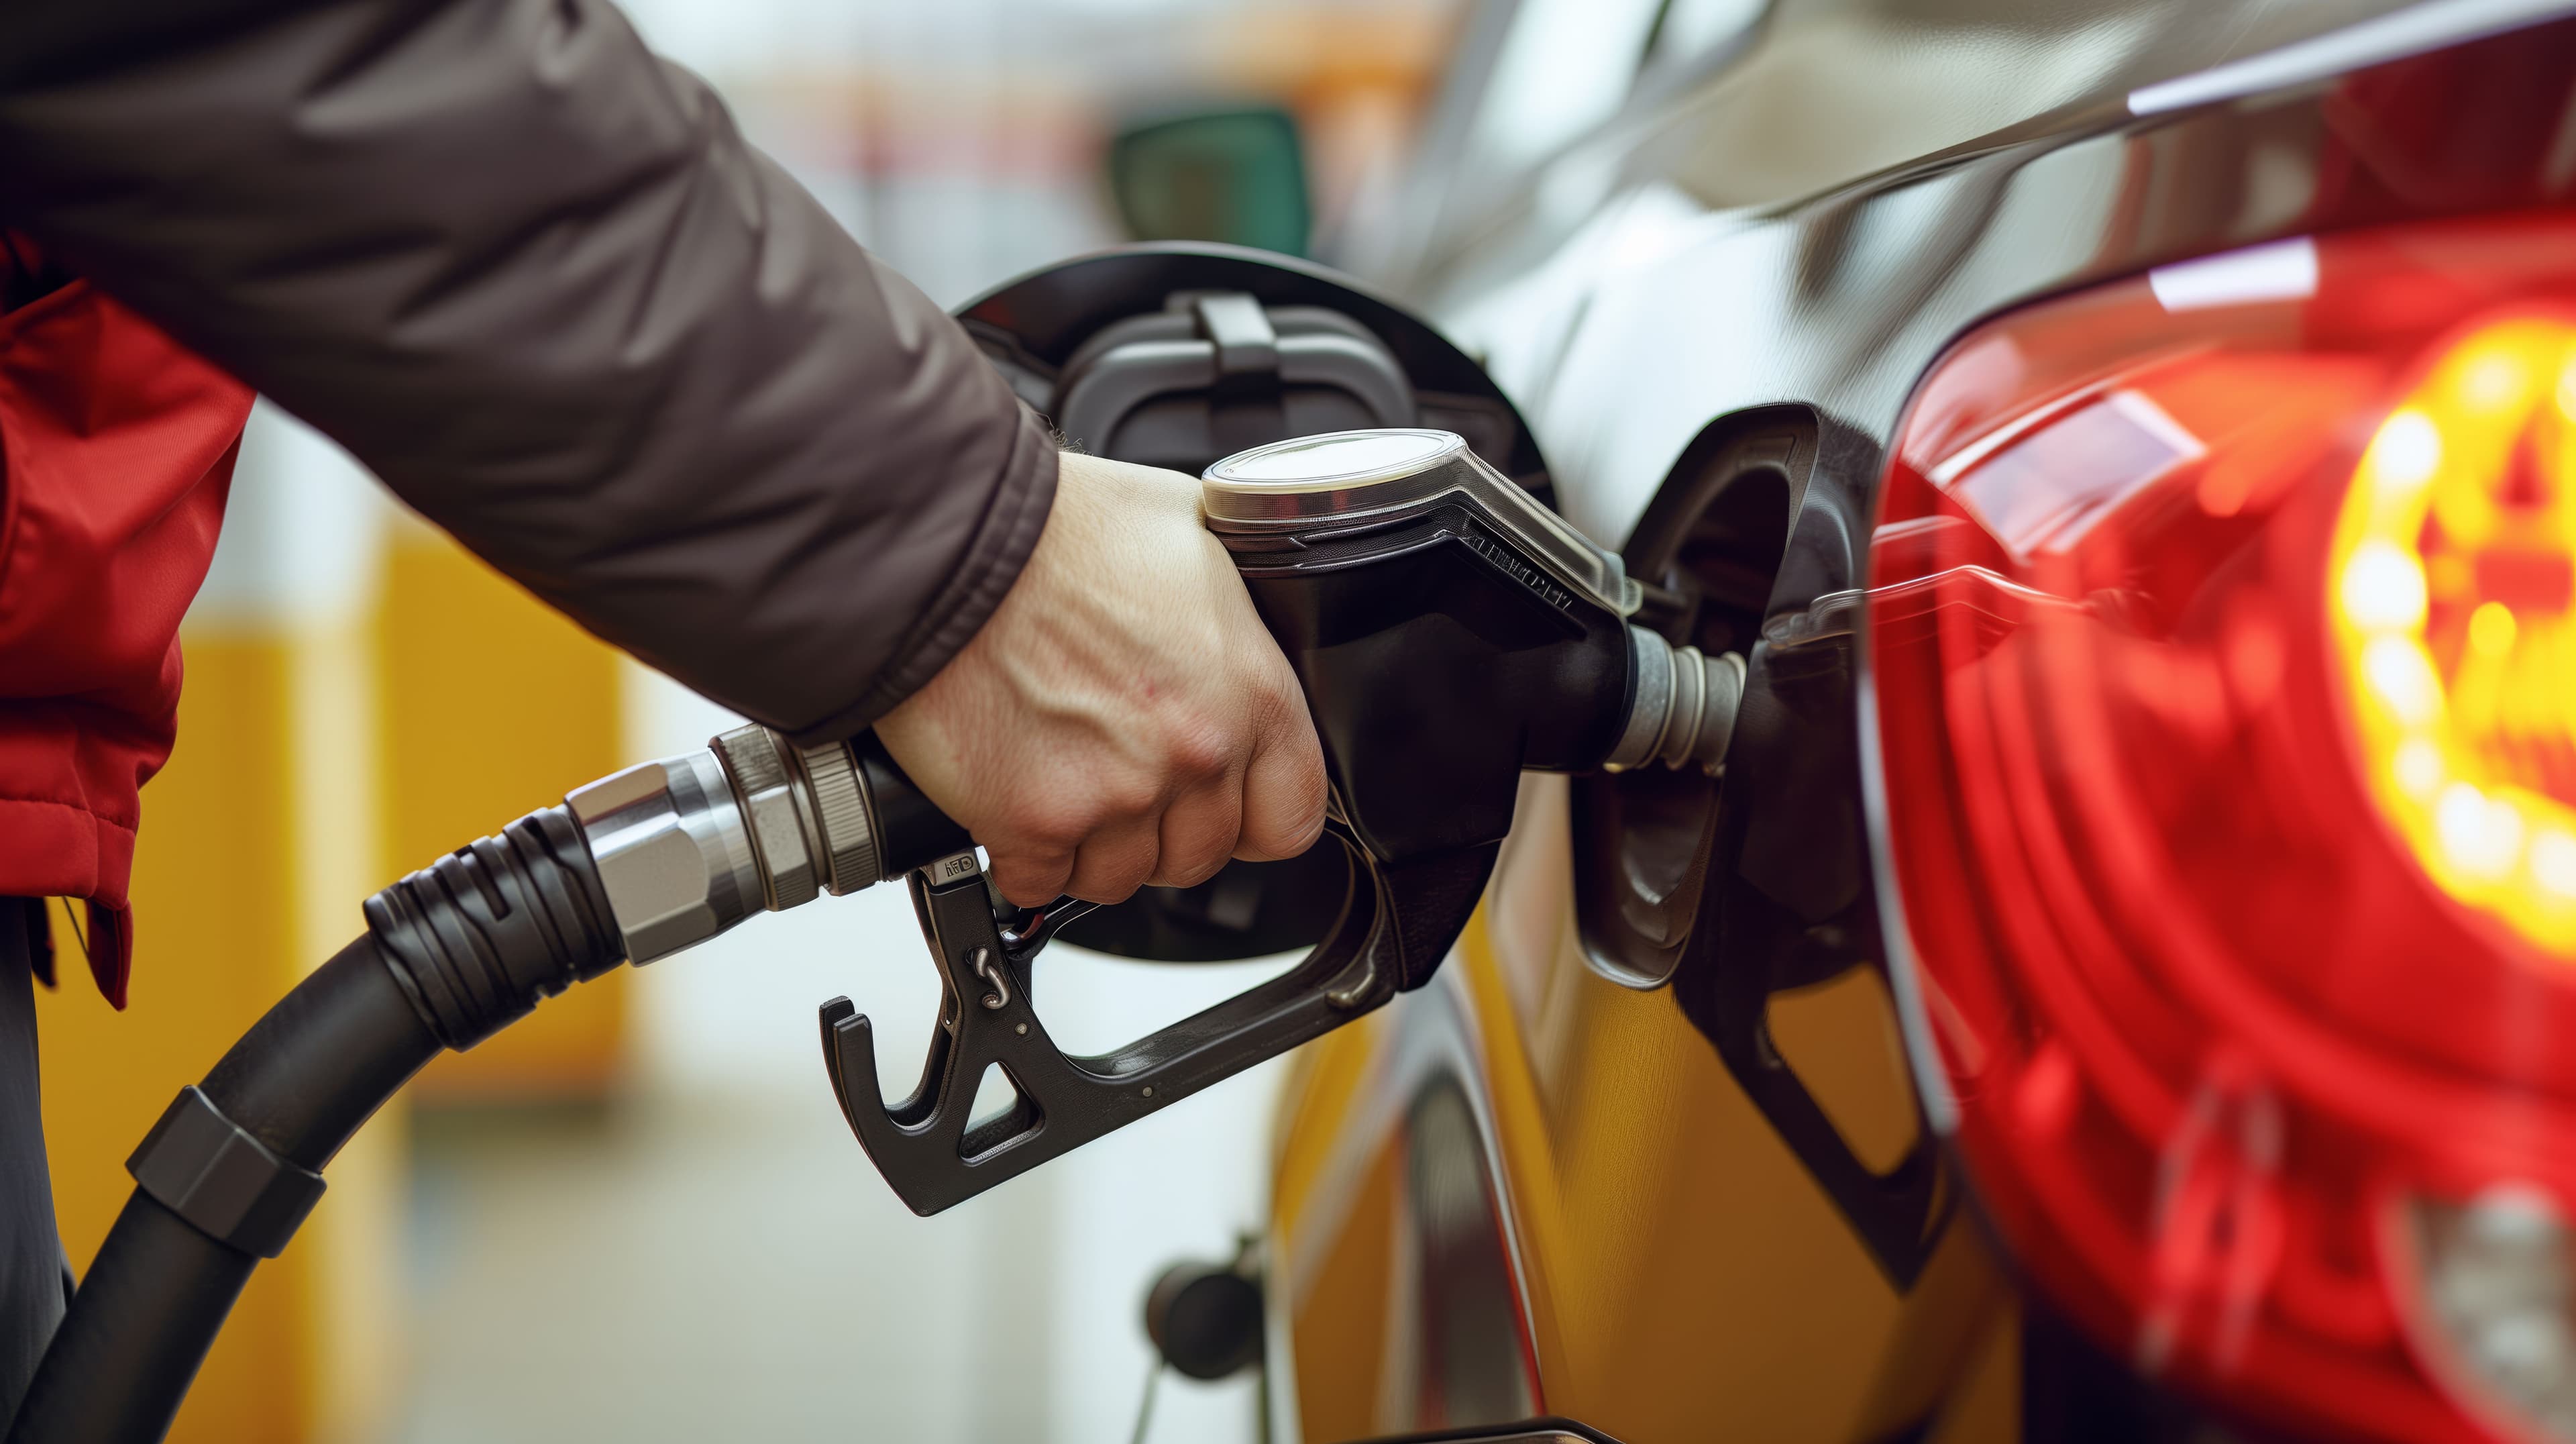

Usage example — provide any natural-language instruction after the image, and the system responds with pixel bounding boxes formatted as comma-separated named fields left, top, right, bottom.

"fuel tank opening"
left=1573, top=407, right=1807, bottom=990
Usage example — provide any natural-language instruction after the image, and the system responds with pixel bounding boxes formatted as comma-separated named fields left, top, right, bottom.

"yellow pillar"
left=36, top=405, right=402, bottom=1443
left=378, top=516, right=630, bottom=1102
left=36, top=401, right=633, bottom=1436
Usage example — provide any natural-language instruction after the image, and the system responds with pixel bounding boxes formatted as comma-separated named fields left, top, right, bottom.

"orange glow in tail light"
left=1869, top=214, right=2576, bottom=1444
left=2329, top=316, right=2576, bottom=956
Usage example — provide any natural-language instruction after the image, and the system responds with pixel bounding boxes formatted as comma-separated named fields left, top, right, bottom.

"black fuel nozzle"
left=1201, top=429, right=1747, bottom=989
left=578, top=431, right=1743, bottom=1215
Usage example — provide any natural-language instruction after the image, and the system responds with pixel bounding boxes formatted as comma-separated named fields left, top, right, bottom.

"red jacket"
left=0, top=237, right=250, bottom=1006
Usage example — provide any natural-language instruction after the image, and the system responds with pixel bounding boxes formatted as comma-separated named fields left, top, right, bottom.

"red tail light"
left=1869, top=212, right=2576, bottom=1444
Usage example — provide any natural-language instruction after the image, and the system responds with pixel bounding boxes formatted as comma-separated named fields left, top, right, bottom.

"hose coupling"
left=565, top=726, right=891, bottom=965
left=1603, top=625, right=1748, bottom=775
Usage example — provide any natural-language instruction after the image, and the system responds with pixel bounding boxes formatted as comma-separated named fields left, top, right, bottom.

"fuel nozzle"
left=1203, top=428, right=1746, bottom=881
left=562, top=726, right=965, bottom=966
left=557, top=427, right=1746, bottom=1217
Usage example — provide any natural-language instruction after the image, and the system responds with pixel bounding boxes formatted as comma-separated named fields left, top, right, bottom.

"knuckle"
left=1163, top=723, right=1234, bottom=784
left=1095, top=781, right=1159, bottom=825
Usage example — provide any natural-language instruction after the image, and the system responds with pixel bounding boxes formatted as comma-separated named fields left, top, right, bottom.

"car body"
left=1245, top=2, right=2576, bottom=1441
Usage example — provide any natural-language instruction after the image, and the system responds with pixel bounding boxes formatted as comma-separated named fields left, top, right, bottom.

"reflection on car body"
left=982, top=1, right=2576, bottom=1438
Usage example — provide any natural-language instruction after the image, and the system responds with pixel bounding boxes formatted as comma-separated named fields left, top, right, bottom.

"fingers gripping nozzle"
left=552, top=429, right=1748, bottom=1219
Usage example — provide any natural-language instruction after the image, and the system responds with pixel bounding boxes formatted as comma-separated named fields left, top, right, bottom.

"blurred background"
left=30, top=1, right=1466, bottom=1439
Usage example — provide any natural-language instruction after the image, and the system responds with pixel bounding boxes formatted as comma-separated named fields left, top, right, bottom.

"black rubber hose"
left=6, top=805, right=624, bottom=1444
left=3, top=935, right=437, bottom=1444
left=202, top=933, right=445, bottom=1168
left=12, top=1201, right=251, bottom=1444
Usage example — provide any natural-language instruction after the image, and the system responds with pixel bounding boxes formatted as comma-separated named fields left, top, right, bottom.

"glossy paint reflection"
left=1273, top=776, right=2013, bottom=1443
left=1277, top=3, right=2576, bottom=1441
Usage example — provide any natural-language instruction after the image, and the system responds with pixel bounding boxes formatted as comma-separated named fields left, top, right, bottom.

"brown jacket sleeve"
left=0, top=0, right=1057, bottom=742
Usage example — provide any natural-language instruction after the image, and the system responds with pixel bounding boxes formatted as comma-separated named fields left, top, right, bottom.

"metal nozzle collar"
left=713, top=725, right=824, bottom=911
left=566, top=726, right=888, bottom=965
left=796, top=739, right=882, bottom=896
left=708, top=724, right=888, bottom=907
left=1605, top=626, right=1747, bottom=774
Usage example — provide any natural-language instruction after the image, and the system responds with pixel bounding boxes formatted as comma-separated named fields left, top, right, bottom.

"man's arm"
left=0, top=0, right=1051, bottom=742
left=0, top=0, right=1326, bottom=901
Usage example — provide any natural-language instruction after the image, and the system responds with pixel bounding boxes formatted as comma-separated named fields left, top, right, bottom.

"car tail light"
left=1869, top=212, right=2576, bottom=1444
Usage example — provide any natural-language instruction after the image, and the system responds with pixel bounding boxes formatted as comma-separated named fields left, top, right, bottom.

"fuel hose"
left=5, top=425, right=1750, bottom=1441
left=3, top=730, right=961, bottom=1444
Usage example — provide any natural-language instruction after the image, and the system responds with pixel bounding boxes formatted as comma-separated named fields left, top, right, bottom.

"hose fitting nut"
left=566, top=750, right=762, bottom=965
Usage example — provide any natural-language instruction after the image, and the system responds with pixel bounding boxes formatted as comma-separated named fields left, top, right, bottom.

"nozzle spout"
left=1603, top=626, right=1747, bottom=775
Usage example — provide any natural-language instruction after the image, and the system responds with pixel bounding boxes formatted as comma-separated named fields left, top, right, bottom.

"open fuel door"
left=953, top=243, right=1550, bottom=964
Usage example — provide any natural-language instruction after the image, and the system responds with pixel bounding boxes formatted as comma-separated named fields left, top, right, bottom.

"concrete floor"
left=391, top=674, right=1287, bottom=1442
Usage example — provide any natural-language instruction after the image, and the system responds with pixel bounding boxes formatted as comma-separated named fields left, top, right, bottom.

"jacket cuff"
left=786, top=404, right=1059, bottom=745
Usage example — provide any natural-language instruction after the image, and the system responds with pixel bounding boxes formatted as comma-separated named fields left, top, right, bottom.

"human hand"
left=875, top=450, right=1327, bottom=907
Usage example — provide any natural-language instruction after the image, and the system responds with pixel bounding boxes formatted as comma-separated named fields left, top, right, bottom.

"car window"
left=1461, top=0, right=1667, bottom=174
left=1642, top=0, right=1767, bottom=73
